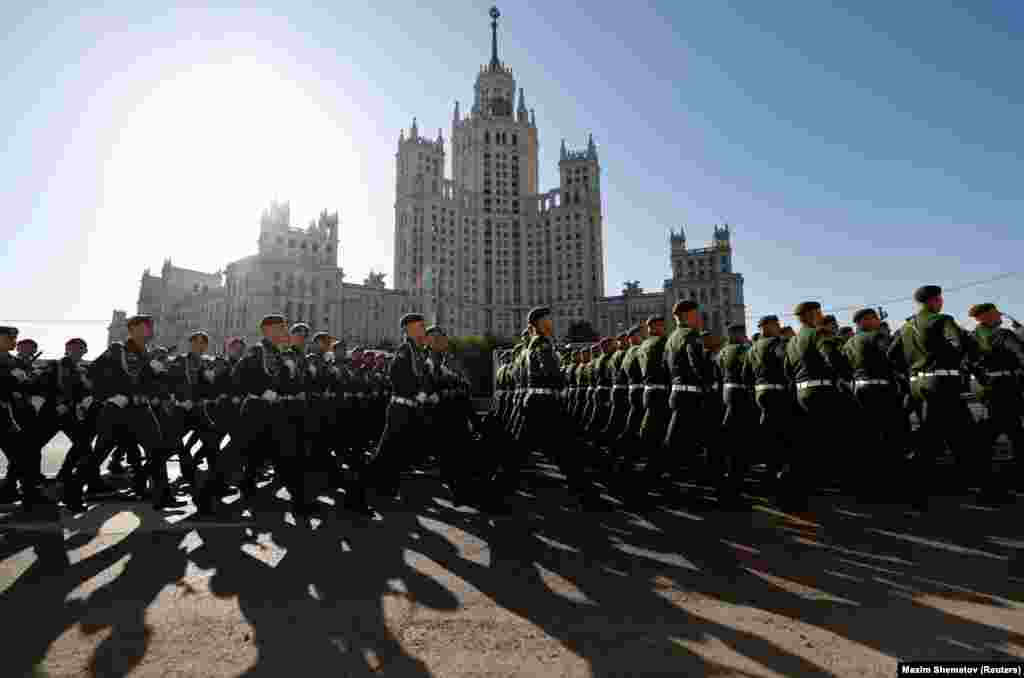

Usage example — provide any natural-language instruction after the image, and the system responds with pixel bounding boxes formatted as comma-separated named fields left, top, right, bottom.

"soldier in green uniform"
left=743, top=315, right=796, bottom=505
left=627, top=314, right=670, bottom=507
left=600, top=333, right=631, bottom=446
left=570, top=346, right=591, bottom=425
left=716, top=323, right=754, bottom=506
left=968, top=303, right=1024, bottom=491
left=783, top=301, right=852, bottom=510
left=584, top=337, right=616, bottom=441
left=843, top=308, right=906, bottom=500
left=660, top=301, right=709, bottom=488
left=503, top=306, right=600, bottom=509
left=887, top=286, right=989, bottom=508
left=611, top=323, right=647, bottom=457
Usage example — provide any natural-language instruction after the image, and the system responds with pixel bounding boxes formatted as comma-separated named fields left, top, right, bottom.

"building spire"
left=489, top=6, right=501, bottom=69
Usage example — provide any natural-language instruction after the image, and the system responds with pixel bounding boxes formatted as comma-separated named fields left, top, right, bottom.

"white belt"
left=629, top=384, right=645, bottom=391
left=671, top=384, right=700, bottom=393
left=391, top=396, right=418, bottom=407
left=797, top=380, right=832, bottom=390
left=723, top=383, right=749, bottom=390
left=644, top=384, right=668, bottom=391
left=855, top=379, right=891, bottom=387
left=911, top=370, right=959, bottom=381
left=984, top=371, right=1013, bottom=378
left=596, top=386, right=611, bottom=390
left=754, top=384, right=786, bottom=392
left=528, top=388, right=558, bottom=395
left=231, top=396, right=241, bottom=404
left=613, top=385, right=628, bottom=390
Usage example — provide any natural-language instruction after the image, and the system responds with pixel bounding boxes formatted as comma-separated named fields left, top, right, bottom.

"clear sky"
left=3, top=1, right=1022, bottom=358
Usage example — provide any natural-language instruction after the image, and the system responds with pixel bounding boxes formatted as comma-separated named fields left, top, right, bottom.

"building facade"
left=595, top=225, right=746, bottom=337
left=393, top=6, right=604, bottom=338
left=108, top=8, right=745, bottom=350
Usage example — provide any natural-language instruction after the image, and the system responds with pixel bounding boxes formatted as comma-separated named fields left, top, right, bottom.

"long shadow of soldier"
left=188, top=499, right=460, bottom=677
left=0, top=504, right=191, bottom=678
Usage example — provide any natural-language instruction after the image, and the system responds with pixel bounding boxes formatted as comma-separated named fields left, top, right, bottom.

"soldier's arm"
left=886, top=332, right=908, bottom=374
left=1002, top=331, right=1024, bottom=369
left=388, top=344, right=417, bottom=396
left=818, top=336, right=853, bottom=381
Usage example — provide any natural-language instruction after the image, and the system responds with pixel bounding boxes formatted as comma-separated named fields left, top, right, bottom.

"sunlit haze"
left=2, top=2, right=1023, bottom=357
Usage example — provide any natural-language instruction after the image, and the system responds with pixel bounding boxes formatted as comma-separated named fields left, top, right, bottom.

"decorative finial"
left=489, top=6, right=501, bottom=68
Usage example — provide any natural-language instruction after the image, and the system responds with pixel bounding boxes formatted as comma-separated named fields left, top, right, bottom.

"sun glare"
left=88, top=58, right=362, bottom=310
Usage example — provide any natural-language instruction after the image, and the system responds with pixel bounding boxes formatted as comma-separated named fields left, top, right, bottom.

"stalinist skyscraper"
left=393, top=6, right=605, bottom=337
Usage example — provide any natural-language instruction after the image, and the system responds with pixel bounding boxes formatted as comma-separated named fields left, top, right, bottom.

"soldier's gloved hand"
left=261, top=389, right=278, bottom=402
left=10, top=368, right=28, bottom=382
left=415, top=392, right=428, bottom=404
left=182, top=399, right=193, bottom=411
left=81, top=395, right=94, bottom=409
left=150, top=360, right=166, bottom=373
left=109, top=395, right=129, bottom=408
left=429, top=393, right=440, bottom=405
left=30, top=396, right=45, bottom=412
left=204, top=369, right=216, bottom=382
left=56, top=404, right=70, bottom=416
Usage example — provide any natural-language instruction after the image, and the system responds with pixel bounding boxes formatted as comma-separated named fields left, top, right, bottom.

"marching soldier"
left=600, top=333, right=632, bottom=446
left=887, top=286, right=989, bottom=508
left=629, top=314, right=670, bottom=508
left=0, top=327, right=55, bottom=506
left=196, top=314, right=306, bottom=520
left=368, top=313, right=429, bottom=502
left=37, top=338, right=97, bottom=486
left=742, top=315, right=796, bottom=504
left=968, top=303, right=1024, bottom=490
left=660, top=301, right=708, bottom=487
left=585, top=337, right=616, bottom=442
left=843, top=308, right=906, bottom=500
left=63, top=315, right=177, bottom=512
left=611, top=323, right=648, bottom=467
left=716, top=323, right=755, bottom=506
left=506, top=306, right=601, bottom=509
left=784, top=301, right=851, bottom=510
left=163, top=331, right=221, bottom=487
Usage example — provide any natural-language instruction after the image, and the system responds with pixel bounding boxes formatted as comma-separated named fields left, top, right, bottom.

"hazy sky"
left=3, top=1, right=1022, bottom=357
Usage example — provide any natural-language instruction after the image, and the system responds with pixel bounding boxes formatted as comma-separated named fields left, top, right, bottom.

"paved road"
left=1, top=436, right=1023, bottom=678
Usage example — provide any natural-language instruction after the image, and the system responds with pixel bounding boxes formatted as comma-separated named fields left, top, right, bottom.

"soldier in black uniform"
left=967, top=303, right=1024, bottom=490
left=36, top=338, right=97, bottom=485
left=600, top=333, right=632, bottom=447
left=0, top=327, right=56, bottom=506
left=716, top=323, right=755, bottom=506
left=368, top=313, right=428, bottom=501
left=843, top=308, right=906, bottom=500
left=196, top=314, right=309, bottom=520
left=887, top=286, right=988, bottom=508
left=210, top=337, right=246, bottom=479
left=163, top=331, right=221, bottom=488
left=63, top=315, right=179, bottom=512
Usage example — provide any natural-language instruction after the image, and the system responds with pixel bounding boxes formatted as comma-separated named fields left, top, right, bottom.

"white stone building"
left=108, top=7, right=746, bottom=350
left=393, top=6, right=604, bottom=337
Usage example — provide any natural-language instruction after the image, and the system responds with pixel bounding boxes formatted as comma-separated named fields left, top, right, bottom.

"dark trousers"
left=33, top=406, right=97, bottom=481
left=161, top=404, right=221, bottom=482
left=202, top=399, right=299, bottom=510
left=506, top=393, right=592, bottom=498
left=1, top=401, right=43, bottom=499
left=719, top=388, right=756, bottom=495
left=853, top=384, right=906, bottom=494
left=658, top=390, right=707, bottom=483
left=912, top=377, right=981, bottom=496
left=369, top=399, right=421, bottom=495
left=67, top=403, right=168, bottom=504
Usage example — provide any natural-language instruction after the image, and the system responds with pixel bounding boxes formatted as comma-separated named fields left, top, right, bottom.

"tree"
left=565, top=319, right=599, bottom=343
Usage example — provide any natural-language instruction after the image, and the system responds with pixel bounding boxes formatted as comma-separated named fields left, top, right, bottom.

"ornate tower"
left=670, top=227, right=687, bottom=280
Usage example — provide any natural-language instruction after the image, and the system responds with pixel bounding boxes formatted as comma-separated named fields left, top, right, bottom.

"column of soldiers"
left=2, top=283, right=1024, bottom=520
left=0, top=311, right=474, bottom=525
left=493, top=288, right=1024, bottom=514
